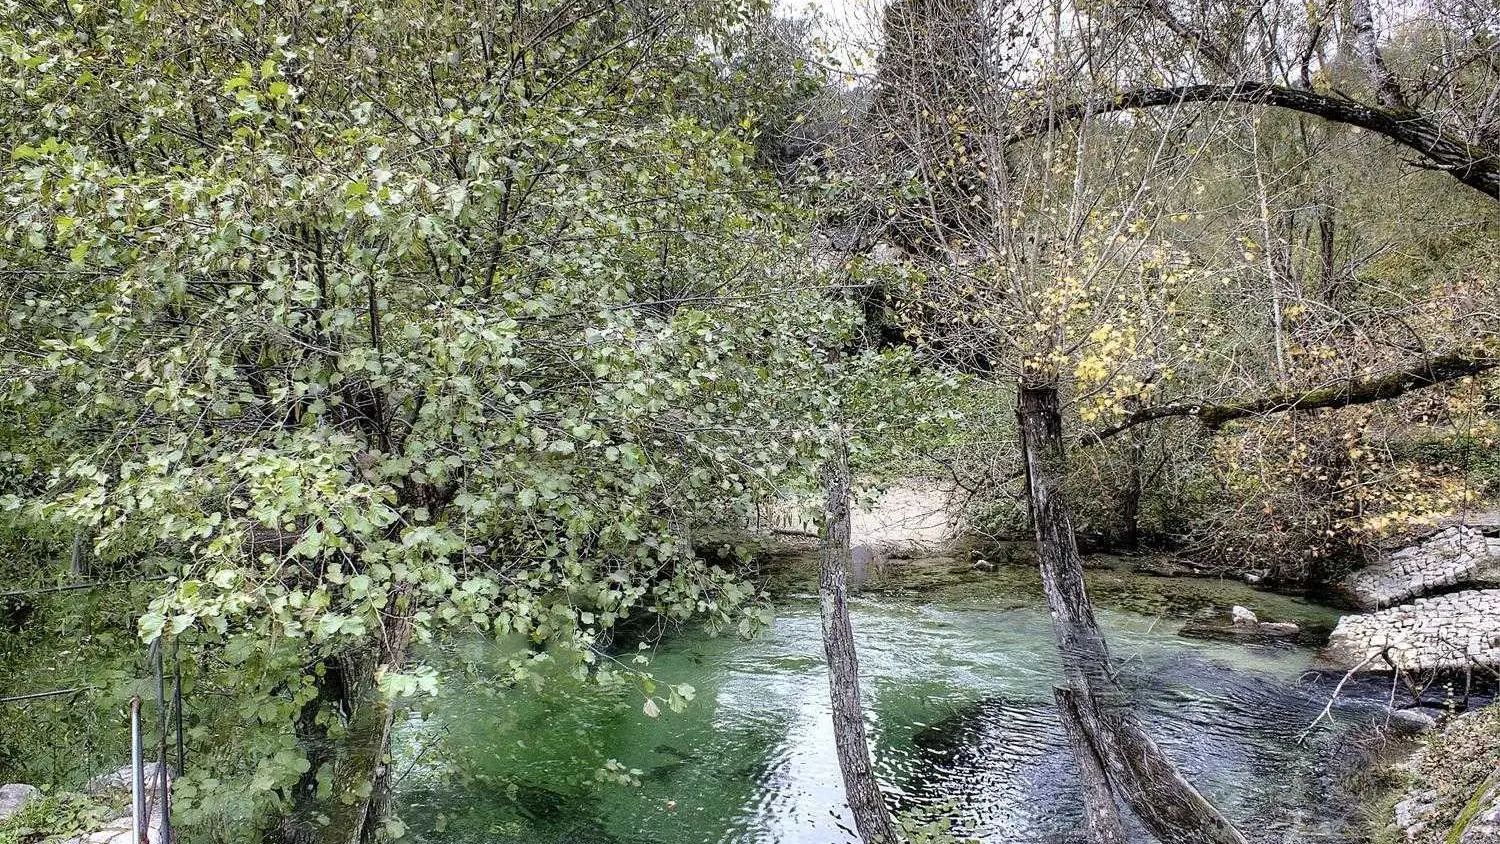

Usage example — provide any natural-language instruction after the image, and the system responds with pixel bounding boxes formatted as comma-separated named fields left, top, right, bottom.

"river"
left=391, top=560, right=1411, bottom=844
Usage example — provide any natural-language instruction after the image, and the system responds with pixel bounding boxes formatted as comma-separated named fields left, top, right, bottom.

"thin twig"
left=1300, top=647, right=1386, bottom=741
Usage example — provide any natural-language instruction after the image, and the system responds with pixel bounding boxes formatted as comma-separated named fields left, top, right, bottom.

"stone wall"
left=1325, top=589, right=1500, bottom=672
left=1338, top=527, right=1495, bottom=610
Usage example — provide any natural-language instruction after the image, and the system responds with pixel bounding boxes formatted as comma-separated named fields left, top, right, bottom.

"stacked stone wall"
left=1339, top=527, right=1493, bottom=609
left=1326, top=589, right=1500, bottom=672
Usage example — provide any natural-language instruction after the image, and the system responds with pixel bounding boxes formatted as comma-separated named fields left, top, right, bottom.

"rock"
left=757, top=478, right=965, bottom=558
left=1392, top=793, right=1437, bottom=835
left=66, top=816, right=134, bottom=844
left=1458, top=777, right=1500, bottom=843
left=87, top=762, right=169, bottom=795
left=1257, top=621, right=1300, bottom=635
left=1340, top=526, right=1496, bottom=609
left=1325, top=589, right=1500, bottom=673
left=0, top=783, right=39, bottom=820
left=1132, top=556, right=1208, bottom=577
left=869, top=241, right=908, bottom=264
left=1179, top=608, right=1301, bottom=642
left=1385, top=708, right=1439, bottom=735
left=1462, top=804, right=1500, bottom=843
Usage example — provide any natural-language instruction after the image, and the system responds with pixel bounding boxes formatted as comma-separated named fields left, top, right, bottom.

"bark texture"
left=1018, top=381, right=1247, bottom=844
left=271, top=595, right=414, bottom=844
left=1084, top=350, right=1500, bottom=443
left=1009, top=83, right=1500, bottom=200
left=1054, top=686, right=1128, bottom=844
left=820, top=453, right=899, bottom=844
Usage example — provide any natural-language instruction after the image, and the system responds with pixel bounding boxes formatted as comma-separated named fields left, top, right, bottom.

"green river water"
left=392, top=561, right=1406, bottom=844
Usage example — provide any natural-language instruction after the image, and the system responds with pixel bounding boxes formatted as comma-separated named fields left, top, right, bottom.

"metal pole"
left=0, top=688, right=83, bottom=704
left=153, top=640, right=171, bottom=844
left=130, top=696, right=145, bottom=844
left=172, top=637, right=185, bottom=776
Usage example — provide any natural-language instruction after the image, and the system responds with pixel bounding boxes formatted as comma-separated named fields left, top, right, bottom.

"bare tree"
left=853, top=1, right=1253, bottom=840
left=820, top=436, right=900, bottom=844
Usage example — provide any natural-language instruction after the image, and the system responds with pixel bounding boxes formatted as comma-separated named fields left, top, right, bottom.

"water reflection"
left=394, top=597, right=1392, bottom=844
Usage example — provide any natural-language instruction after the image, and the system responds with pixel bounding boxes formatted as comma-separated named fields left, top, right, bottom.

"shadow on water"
left=902, top=652, right=1424, bottom=843
left=392, top=572, right=1417, bottom=844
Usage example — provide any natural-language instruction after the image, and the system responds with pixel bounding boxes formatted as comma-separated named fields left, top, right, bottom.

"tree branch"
left=1008, top=83, right=1500, bottom=200
left=1083, top=350, right=1500, bottom=444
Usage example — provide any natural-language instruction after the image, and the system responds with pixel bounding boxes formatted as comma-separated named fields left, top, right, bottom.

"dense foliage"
left=0, top=0, right=922, bottom=837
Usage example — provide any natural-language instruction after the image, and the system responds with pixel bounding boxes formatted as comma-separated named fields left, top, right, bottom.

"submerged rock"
left=1133, top=556, right=1212, bottom=578
left=1180, top=606, right=1301, bottom=642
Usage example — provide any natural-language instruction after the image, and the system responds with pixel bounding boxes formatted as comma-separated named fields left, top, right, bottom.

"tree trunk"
left=1017, top=380, right=1247, bottom=844
left=820, top=450, right=899, bottom=844
left=1119, top=430, right=1143, bottom=549
left=1055, top=686, right=1128, bottom=844
left=270, top=596, right=414, bottom=844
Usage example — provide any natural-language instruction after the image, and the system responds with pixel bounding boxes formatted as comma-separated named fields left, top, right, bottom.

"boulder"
left=1392, top=792, right=1437, bottom=839
left=1231, top=605, right=1259, bottom=626
left=63, top=816, right=134, bottom=844
left=755, top=478, right=967, bottom=557
left=1257, top=621, right=1300, bottom=636
left=61, top=763, right=172, bottom=844
left=0, top=783, right=39, bottom=820
left=1384, top=708, right=1439, bottom=735
left=86, top=763, right=168, bottom=795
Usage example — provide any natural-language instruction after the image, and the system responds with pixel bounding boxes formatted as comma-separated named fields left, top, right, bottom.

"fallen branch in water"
left=1300, top=648, right=1388, bottom=742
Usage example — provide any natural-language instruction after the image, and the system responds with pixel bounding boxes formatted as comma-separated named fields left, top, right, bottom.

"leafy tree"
left=0, top=0, right=868, bottom=838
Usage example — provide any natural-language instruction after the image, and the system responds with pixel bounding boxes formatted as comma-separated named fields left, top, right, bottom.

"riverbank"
left=1377, top=706, right=1500, bottom=843
left=757, top=548, right=1489, bottom=843
left=757, top=547, right=1344, bottom=637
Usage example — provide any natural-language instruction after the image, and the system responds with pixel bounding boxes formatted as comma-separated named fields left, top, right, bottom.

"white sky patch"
left=773, top=0, right=884, bottom=77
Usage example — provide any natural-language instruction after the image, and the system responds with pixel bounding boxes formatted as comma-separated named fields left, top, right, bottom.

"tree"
left=1014, top=0, right=1500, bottom=200
left=819, top=436, right=899, bottom=844
left=0, top=0, right=856, bottom=838
left=842, top=1, right=1500, bottom=837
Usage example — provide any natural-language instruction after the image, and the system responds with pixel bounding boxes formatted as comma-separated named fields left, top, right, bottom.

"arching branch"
left=1008, top=83, right=1500, bottom=200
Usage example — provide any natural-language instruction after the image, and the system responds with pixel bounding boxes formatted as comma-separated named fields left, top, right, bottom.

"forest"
left=3, top=0, right=1500, bottom=842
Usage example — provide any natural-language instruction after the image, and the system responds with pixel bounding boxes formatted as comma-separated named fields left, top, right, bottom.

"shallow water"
left=393, top=573, right=1395, bottom=844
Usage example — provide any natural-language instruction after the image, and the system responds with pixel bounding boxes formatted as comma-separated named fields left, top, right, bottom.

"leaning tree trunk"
left=1017, top=379, right=1247, bottom=844
left=1054, top=686, right=1128, bottom=844
left=820, top=448, right=899, bottom=844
